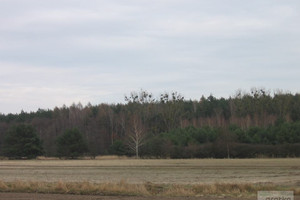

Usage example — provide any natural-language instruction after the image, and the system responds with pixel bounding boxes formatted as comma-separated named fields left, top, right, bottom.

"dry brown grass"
left=0, top=180, right=150, bottom=196
left=1, top=158, right=299, bottom=185
left=0, top=180, right=298, bottom=197
left=0, top=159, right=299, bottom=197
left=161, top=183, right=300, bottom=197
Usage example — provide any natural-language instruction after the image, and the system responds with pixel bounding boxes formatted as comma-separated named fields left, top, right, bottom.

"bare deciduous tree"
left=127, top=115, right=146, bottom=158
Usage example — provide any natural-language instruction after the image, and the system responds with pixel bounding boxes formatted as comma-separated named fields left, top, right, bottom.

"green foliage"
left=1, top=89, right=300, bottom=158
left=108, top=140, right=127, bottom=155
left=196, top=95, right=230, bottom=119
left=271, top=122, right=300, bottom=144
left=162, top=126, right=218, bottom=146
left=56, top=128, right=88, bottom=158
left=3, top=124, right=44, bottom=159
left=231, top=122, right=300, bottom=144
left=141, top=135, right=168, bottom=158
left=142, top=123, right=300, bottom=158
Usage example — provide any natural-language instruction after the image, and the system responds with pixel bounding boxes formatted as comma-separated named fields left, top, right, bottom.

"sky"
left=1, top=0, right=300, bottom=114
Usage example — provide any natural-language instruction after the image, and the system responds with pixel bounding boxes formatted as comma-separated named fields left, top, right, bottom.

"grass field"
left=0, top=158, right=299, bottom=197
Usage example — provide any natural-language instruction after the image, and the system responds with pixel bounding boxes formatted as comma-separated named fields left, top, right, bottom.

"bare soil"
left=0, top=159, right=299, bottom=199
left=0, top=193, right=259, bottom=200
left=0, top=158, right=299, bottom=185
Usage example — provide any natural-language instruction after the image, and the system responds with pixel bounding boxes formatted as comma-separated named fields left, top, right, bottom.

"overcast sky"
left=1, top=0, right=300, bottom=114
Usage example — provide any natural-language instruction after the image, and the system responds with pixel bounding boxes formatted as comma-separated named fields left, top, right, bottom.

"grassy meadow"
left=0, top=158, right=299, bottom=196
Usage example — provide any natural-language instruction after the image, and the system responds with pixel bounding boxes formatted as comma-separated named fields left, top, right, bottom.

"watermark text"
left=258, top=191, right=294, bottom=200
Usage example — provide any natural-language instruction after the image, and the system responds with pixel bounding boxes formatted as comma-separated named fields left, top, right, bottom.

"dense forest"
left=0, top=88, right=300, bottom=158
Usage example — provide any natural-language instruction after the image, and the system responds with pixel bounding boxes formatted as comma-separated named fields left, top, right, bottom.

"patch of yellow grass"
left=162, top=184, right=195, bottom=196
left=294, top=188, right=300, bottom=195
left=156, top=183, right=287, bottom=197
left=191, top=183, right=277, bottom=196
left=0, top=180, right=298, bottom=197
left=0, top=181, right=9, bottom=190
left=0, top=180, right=150, bottom=196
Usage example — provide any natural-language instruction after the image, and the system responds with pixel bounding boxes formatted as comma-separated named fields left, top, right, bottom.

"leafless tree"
left=127, top=115, right=146, bottom=158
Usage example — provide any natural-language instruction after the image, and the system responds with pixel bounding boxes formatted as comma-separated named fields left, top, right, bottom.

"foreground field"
left=0, top=158, right=299, bottom=184
left=0, top=158, right=299, bottom=198
left=0, top=192, right=271, bottom=200
left=0, top=192, right=273, bottom=200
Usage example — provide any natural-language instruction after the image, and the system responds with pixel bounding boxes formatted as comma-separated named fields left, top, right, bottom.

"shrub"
left=56, top=128, right=88, bottom=159
left=3, top=124, right=43, bottom=159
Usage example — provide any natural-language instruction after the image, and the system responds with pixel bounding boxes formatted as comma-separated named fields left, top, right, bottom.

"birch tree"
left=127, top=115, right=146, bottom=158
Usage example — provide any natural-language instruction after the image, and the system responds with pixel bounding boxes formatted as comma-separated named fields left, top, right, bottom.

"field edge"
left=0, top=180, right=299, bottom=197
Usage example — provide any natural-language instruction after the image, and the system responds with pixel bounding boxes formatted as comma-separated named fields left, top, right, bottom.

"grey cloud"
left=0, top=0, right=300, bottom=113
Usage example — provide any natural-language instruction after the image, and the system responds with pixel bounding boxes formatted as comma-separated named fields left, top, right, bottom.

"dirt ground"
left=1, top=159, right=299, bottom=199
left=1, top=158, right=300, bottom=185
left=0, top=193, right=259, bottom=200
left=1, top=193, right=300, bottom=200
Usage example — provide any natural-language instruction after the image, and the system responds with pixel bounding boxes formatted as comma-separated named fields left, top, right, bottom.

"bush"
left=3, top=124, right=44, bottom=159
left=108, top=140, right=127, bottom=156
left=56, top=128, right=88, bottom=159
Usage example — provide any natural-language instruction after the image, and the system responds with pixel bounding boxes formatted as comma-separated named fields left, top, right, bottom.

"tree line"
left=0, top=88, right=299, bottom=159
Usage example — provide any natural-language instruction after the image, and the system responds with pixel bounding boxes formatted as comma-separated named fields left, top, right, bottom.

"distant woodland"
left=0, top=88, right=300, bottom=158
